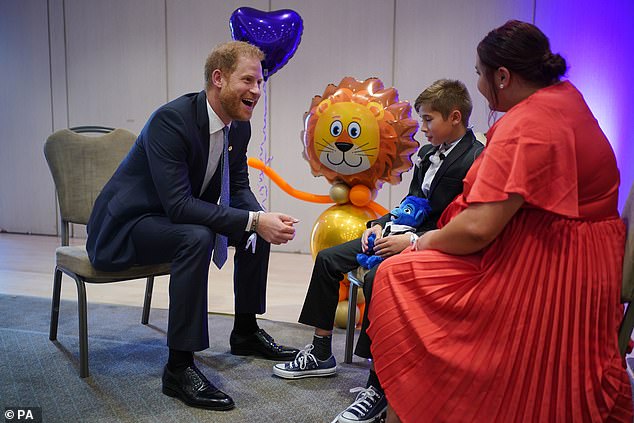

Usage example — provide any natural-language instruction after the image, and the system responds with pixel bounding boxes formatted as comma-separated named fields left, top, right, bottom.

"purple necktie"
left=212, top=126, right=230, bottom=269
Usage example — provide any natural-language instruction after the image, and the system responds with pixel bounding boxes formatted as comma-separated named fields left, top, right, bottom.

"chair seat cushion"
left=56, top=245, right=170, bottom=283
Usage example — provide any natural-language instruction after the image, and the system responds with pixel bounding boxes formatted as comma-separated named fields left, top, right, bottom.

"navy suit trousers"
left=131, top=215, right=270, bottom=352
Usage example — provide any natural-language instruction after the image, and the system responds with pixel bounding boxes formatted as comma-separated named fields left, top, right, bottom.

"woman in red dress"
left=367, top=20, right=633, bottom=423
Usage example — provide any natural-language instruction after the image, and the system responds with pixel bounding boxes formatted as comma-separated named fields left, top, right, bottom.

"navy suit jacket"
left=87, top=91, right=259, bottom=271
left=371, top=129, right=484, bottom=234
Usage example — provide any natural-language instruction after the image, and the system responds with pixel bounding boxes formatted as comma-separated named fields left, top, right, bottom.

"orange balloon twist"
left=247, top=157, right=388, bottom=215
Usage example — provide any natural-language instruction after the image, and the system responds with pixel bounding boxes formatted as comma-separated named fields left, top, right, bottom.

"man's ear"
left=211, top=69, right=224, bottom=89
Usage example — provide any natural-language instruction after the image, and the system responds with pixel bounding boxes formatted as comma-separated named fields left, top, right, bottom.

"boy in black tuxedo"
left=273, top=79, right=484, bottom=423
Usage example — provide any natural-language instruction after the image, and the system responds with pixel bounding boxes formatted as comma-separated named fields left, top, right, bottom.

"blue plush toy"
left=356, top=195, right=431, bottom=269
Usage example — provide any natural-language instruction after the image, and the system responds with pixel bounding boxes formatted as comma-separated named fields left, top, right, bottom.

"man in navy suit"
left=87, top=41, right=299, bottom=411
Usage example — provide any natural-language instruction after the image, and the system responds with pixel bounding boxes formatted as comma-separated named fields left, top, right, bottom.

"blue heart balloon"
left=230, top=7, right=303, bottom=80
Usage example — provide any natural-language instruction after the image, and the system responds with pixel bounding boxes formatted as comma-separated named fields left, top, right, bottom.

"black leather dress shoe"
left=230, top=328, right=300, bottom=361
left=162, top=364, right=235, bottom=411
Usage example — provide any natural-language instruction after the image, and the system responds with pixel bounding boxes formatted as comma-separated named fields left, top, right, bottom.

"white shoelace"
left=288, top=344, right=318, bottom=370
left=346, top=386, right=381, bottom=414
left=330, top=386, right=382, bottom=422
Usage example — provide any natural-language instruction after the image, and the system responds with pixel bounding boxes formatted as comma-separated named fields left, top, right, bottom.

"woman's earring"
left=499, top=84, right=504, bottom=89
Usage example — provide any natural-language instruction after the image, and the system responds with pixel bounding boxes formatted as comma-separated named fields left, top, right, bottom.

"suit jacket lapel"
left=428, top=130, right=474, bottom=197
left=193, top=90, right=211, bottom=197
left=413, top=145, right=435, bottom=197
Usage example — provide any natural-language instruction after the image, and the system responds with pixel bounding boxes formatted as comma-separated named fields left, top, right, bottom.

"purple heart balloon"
left=230, top=7, right=303, bottom=80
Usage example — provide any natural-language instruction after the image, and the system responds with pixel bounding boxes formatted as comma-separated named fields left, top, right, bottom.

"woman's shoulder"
left=491, top=94, right=572, bottom=145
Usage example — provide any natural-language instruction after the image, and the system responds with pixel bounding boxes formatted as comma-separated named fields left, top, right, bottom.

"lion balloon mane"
left=302, top=77, right=419, bottom=195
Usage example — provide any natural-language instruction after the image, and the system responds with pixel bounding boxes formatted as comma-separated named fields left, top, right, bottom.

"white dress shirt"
left=202, top=99, right=257, bottom=232
left=421, top=136, right=462, bottom=197
left=200, top=100, right=228, bottom=196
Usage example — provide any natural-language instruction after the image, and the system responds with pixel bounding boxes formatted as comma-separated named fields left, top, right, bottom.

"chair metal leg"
left=72, top=275, right=89, bottom=378
left=619, top=302, right=634, bottom=356
left=345, top=282, right=358, bottom=364
left=141, top=276, right=154, bottom=325
left=49, top=267, right=63, bottom=341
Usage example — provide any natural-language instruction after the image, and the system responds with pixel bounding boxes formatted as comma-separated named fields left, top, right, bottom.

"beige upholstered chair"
left=618, top=182, right=634, bottom=356
left=44, top=127, right=170, bottom=378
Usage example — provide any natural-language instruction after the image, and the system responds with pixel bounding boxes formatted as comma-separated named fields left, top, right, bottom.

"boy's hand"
left=373, top=234, right=410, bottom=257
left=361, top=224, right=383, bottom=252
left=257, top=212, right=298, bottom=245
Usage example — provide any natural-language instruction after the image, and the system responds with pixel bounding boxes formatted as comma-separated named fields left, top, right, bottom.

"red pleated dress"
left=367, top=81, right=633, bottom=422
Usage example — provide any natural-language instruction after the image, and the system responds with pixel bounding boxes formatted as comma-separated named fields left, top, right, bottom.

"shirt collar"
left=206, top=98, right=230, bottom=135
left=440, top=134, right=463, bottom=152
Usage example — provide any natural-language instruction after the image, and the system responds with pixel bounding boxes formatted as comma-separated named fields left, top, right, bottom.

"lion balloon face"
left=302, top=77, right=420, bottom=192
left=313, top=101, right=380, bottom=175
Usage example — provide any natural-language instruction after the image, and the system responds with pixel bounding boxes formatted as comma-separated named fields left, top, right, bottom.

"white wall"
left=0, top=0, right=57, bottom=234
left=0, top=0, right=534, bottom=252
left=64, top=0, right=168, bottom=132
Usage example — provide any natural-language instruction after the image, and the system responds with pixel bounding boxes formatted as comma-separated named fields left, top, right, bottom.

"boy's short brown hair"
left=204, top=41, right=265, bottom=89
left=414, top=79, right=472, bottom=127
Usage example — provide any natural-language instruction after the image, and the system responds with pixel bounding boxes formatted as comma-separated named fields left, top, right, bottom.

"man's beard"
left=219, top=87, right=254, bottom=121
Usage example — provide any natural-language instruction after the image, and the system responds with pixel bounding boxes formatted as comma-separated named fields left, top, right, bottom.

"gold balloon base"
left=335, top=300, right=359, bottom=329
left=310, top=203, right=376, bottom=329
left=310, top=204, right=378, bottom=257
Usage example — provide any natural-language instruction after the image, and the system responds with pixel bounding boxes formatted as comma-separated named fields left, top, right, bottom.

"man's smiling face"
left=218, top=55, right=263, bottom=121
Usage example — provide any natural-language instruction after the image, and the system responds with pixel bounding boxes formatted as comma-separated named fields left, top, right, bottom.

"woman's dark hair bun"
left=542, top=52, right=567, bottom=81
left=478, top=20, right=568, bottom=86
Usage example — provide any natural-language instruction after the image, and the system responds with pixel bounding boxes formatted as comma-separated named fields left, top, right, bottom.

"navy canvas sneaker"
left=336, top=386, right=387, bottom=423
left=272, top=344, right=337, bottom=379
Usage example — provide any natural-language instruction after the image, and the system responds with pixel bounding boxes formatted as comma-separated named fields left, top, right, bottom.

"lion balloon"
left=247, top=77, right=419, bottom=329
left=299, top=77, right=419, bottom=328
left=302, top=77, right=419, bottom=207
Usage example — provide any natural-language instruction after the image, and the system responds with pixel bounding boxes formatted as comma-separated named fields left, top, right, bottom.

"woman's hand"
left=412, top=230, right=439, bottom=251
left=411, top=194, right=524, bottom=255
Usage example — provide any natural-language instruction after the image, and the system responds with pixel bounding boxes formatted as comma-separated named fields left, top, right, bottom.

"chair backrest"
left=44, top=128, right=137, bottom=226
left=622, top=183, right=634, bottom=302
left=474, top=131, right=487, bottom=145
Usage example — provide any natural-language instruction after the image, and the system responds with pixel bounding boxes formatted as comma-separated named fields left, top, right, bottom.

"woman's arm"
left=414, top=194, right=524, bottom=255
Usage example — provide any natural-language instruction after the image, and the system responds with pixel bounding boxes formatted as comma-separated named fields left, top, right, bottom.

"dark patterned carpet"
left=0, top=294, right=370, bottom=422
